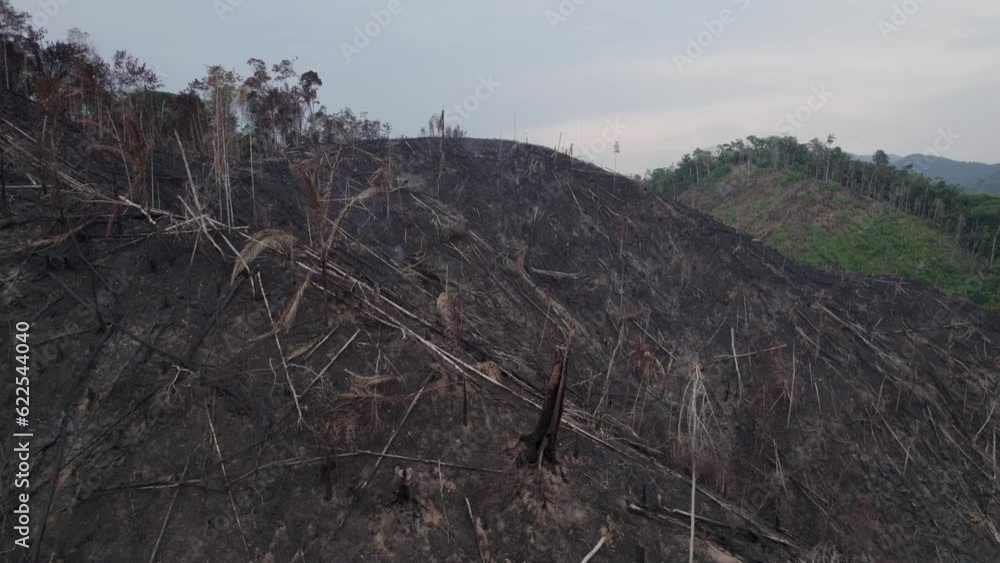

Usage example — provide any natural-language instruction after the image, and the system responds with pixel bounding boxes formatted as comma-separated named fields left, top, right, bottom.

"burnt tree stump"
left=520, top=331, right=574, bottom=465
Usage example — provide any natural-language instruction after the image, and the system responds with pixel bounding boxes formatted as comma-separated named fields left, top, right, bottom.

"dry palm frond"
left=680, top=361, right=710, bottom=563
left=124, top=111, right=147, bottom=193
left=300, top=149, right=344, bottom=245
left=290, top=156, right=323, bottom=209
left=475, top=361, right=502, bottom=383
left=804, top=544, right=844, bottom=563
left=342, top=371, right=403, bottom=430
left=273, top=273, right=313, bottom=335
left=436, top=290, right=462, bottom=350
left=323, top=185, right=383, bottom=248
left=639, top=349, right=665, bottom=385
left=298, top=170, right=328, bottom=247
left=172, top=131, right=238, bottom=262
left=347, top=371, right=400, bottom=393
left=301, top=172, right=321, bottom=211
left=289, top=153, right=319, bottom=175
left=432, top=204, right=468, bottom=237
left=229, top=228, right=300, bottom=285
left=369, top=159, right=396, bottom=192
left=287, top=330, right=328, bottom=361
left=327, top=147, right=345, bottom=185
left=22, top=222, right=91, bottom=251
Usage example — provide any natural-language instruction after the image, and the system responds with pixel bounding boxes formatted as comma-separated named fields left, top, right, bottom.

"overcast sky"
left=15, top=0, right=1000, bottom=174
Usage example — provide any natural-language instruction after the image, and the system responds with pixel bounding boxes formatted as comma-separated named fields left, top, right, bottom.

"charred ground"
left=1, top=90, right=999, bottom=562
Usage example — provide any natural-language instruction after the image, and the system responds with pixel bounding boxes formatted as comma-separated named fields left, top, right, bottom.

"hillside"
left=854, top=153, right=1000, bottom=195
left=676, top=167, right=1000, bottom=310
left=893, top=155, right=1000, bottom=196
left=2, top=90, right=1000, bottom=562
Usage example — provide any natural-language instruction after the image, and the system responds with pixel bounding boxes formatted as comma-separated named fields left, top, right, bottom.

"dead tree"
left=1, top=150, right=6, bottom=213
left=520, top=329, right=574, bottom=465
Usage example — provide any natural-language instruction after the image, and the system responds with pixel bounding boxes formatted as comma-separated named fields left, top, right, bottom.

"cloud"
left=17, top=0, right=998, bottom=170
left=544, top=39, right=1000, bottom=172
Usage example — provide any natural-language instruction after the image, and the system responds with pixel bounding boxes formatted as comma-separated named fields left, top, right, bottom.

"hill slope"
left=854, top=153, right=1000, bottom=195
left=680, top=169, right=1000, bottom=309
left=894, top=154, right=1000, bottom=195
left=2, top=91, right=1000, bottom=562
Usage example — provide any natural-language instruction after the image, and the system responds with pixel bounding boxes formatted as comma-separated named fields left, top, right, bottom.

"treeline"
left=0, top=0, right=392, bottom=164
left=644, top=135, right=1000, bottom=269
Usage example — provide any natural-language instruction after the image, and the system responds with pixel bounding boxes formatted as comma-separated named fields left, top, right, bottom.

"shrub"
left=781, top=168, right=808, bottom=185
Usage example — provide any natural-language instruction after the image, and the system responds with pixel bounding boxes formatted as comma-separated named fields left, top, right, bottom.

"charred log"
left=520, top=330, right=574, bottom=466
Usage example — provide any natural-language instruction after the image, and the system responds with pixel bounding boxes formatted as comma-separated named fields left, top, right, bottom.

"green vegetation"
left=797, top=209, right=1000, bottom=308
left=644, top=136, right=1000, bottom=309
left=782, top=168, right=809, bottom=185
left=643, top=136, right=1000, bottom=272
left=818, top=180, right=841, bottom=193
left=673, top=166, right=1000, bottom=309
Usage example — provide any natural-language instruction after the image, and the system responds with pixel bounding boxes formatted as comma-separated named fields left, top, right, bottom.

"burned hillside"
left=2, top=89, right=1000, bottom=562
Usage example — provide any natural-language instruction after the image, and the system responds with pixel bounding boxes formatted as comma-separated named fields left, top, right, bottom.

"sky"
left=14, top=0, right=1000, bottom=175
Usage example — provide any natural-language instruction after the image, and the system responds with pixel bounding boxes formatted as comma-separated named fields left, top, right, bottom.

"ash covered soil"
left=1, top=92, right=1000, bottom=562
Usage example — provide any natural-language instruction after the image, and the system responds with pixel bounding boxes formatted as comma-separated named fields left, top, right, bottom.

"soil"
left=2, top=90, right=999, bottom=562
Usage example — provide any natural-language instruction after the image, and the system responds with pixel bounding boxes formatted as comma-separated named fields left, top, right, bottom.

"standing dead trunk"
left=520, top=330, right=574, bottom=465
left=3, top=41, right=9, bottom=90
left=250, top=128, right=256, bottom=226
left=1, top=150, right=6, bottom=213
left=990, top=223, right=1000, bottom=272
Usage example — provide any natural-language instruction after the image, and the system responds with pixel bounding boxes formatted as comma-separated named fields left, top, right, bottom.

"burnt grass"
left=2, top=90, right=1000, bottom=562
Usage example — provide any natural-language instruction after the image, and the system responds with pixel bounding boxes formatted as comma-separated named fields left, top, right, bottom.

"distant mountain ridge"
left=852, top=152, right=1000, bottom=195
